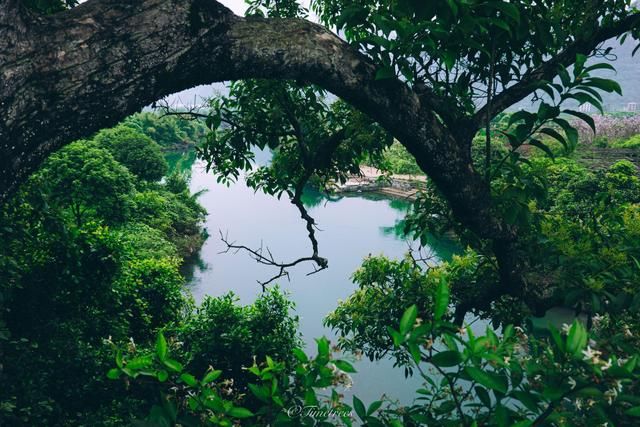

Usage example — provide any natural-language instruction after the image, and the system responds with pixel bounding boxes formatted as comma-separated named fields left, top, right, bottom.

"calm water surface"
left=172, top=152, right=464, bottom=405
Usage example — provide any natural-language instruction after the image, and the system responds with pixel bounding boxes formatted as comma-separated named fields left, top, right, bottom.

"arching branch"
left=0, top=0, right=434, bottom=204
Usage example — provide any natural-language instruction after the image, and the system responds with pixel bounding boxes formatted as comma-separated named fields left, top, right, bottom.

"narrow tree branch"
left=219, top=230, right=326, bottom=290
left=473, top=12, right=640, bottom=126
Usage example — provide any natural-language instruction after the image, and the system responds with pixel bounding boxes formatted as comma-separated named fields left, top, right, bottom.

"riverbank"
left=333, top=166, right=426, bottom=201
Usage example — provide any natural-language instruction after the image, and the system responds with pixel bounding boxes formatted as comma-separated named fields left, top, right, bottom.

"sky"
left=218, top=0, right=248, bottom=15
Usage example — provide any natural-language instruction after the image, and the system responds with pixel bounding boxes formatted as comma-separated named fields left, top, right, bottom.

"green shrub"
left=611, top=134, right=640, bottom=149
left=172, top=287, right=301, bottom=391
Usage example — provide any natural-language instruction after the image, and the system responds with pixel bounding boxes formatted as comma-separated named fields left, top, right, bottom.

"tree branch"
left=0, top=0, right=440, bottom=204
left=219, top=230, right=326, bottom=290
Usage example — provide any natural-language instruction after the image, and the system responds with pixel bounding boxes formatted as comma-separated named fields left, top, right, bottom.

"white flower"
left=592, top=314, right=604, bottom=328
left=604, top=388, right=617, bottom=405
left=561, top=323, right=571, bottom=334
left=582, top=346, right=602, bottom=363
left=575, top=398, right=582, bottom=410
left=503, top=356, right=511, bottom=365
left=614, top=380, right=623, bottom=393
left=601, top=358, right=612, bottom=371
left=568, top=377, right=576, bottom=390
left=623, top=325, right=633, bottom=337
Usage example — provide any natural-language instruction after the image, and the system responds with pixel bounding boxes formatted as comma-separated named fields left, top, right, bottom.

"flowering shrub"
left=572, top=114, right=640, bottom=145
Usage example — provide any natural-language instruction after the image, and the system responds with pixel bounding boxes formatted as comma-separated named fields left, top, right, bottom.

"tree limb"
left=0, top=0, right=435, bottom=204
left=473, top=12, right=640, bottom=126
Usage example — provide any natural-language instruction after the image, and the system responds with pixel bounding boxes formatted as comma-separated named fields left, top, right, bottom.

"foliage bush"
left=169, top=288, right=302, bottom=393
left=610, top=134, right=640, bottom=149
left=108, top=279, right=640, bottom=427
left=378, top=142, right=424, bottom=175
left=122, top=112, right=207, bottom=149
left=95, top=125, right=169, bottom=181
left=0, top=119, right=207, bottom=425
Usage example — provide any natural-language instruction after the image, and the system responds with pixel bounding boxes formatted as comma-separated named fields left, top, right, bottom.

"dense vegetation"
left=0, top=115, right=300, bottom=425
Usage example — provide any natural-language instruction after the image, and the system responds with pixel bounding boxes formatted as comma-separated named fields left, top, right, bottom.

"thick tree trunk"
left=0, top=0, right=539, bottom=302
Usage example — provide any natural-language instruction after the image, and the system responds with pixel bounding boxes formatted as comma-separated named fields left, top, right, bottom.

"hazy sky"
left=219, top=0, right=248, bottom=15
left=219, top=0, right=316, bottom=18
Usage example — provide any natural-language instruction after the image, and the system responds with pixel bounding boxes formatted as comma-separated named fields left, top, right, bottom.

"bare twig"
left=407, top=241, right=438, bottom=269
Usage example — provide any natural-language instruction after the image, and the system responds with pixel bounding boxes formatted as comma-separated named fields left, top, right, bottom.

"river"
left=168, top=151, right=462, bottom=406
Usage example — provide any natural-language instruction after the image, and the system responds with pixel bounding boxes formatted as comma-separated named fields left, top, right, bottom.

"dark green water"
left=171, top=151, right=466, bottom=406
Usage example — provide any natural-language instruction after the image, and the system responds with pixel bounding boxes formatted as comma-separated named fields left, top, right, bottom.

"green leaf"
left=538, top=128, right=567, bottom=148
left=534, top=81, right=556, bottom=100
left=106, top=368, right=121, bottom=380
left=584, top=62, right=617, bottom=73
left=553, top=118, right=579, bottom=149
left=127, top=355, right=153, bottom=370
left=493, top=2, right=520, bottom=23
left=464, top=367, right=508, bottom=394
left=248, top=383, right=269, bottom=402
left=157, top=370, right=169, bottom=382
left=367, top=400, right=383, bottom=416
left=548, top=325, right=565, bottom=353
left=528, top=139, right=554, bottom=158
left=446, top=0, right=458, bottom=16
left=558, top=66, right=571, bottom=87
left=292, top=348, right=308, bottom=363
left=316, top=337, right=330, bottom=358
left=408, top=342, right=422, bottom=364
left=116, top=350, right=123, bottom=369
left=202, top=369, right=222, bottom=385
left=577, top=387, right=603, bottom=398
left=353, top=396, right=366, bottom=420
left=434, top=277, right=450, bottom=320
left=156, top=332, right=168, bottom=361
left=334, top=360, right=357, bottom=373
left=583, top=77, right=622, bottom=95
left=228, top=407, right=254, bottom=418
left=431, top=350, right=463, bottom=367
left=563, top=110, right=596, bottom=133
left=512, top=421, right=533, bottom=427
left=400, top=305, right=418, bottom=334
left=538, top=103, right=560, bottom=121
left=475, top=386, right=491, bottom=407
left=508, top=110, right=535, bottom=127
left=566, top=320, right=587, bottom=356
left=574, top=54, right=587, bottom=76
left=511, top=390, right=540, bottom=413
left=626, top=406, right=640, bottom=417
left=566, top=92, right=603, bottom=113
left=388, top=326, right=404, bottom=346
left=163, top=358, right=183, bottom=373
left=180, top=373, right=198, bottom=387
